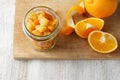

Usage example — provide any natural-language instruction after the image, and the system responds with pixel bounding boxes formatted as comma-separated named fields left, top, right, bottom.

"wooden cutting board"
left=13, top=0, right=120, bottom=59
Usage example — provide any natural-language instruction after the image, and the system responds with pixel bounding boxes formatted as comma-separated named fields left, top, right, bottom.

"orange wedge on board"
left=61, top=0, right=86, bottom=36
left=75, top=17, right=104, bottom=38
left=88, top=30, right=118, bottom=53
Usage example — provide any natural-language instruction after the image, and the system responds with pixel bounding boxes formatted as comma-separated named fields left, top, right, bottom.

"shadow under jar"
left=23, top=6, right=60, bottom=51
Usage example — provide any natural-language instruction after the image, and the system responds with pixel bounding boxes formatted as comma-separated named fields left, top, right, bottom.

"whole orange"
left=84, top=0, right=118, bottom=18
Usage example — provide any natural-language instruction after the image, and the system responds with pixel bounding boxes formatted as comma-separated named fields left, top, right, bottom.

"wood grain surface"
left=13, top=0, right=120, bottom=59
left=1, top=0, right=120, bottom=80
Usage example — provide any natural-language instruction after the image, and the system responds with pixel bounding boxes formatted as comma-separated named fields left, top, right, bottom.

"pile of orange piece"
left=26, top=11, right=57, bottom=36
left=61, top=0, right=118, bottom=53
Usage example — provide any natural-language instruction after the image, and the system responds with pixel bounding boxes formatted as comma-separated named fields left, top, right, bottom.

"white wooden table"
left=0, top=0, right=120, bottom=80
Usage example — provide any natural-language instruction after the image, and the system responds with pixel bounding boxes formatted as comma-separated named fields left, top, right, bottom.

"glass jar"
left=23, top=6, right=60, bottom=51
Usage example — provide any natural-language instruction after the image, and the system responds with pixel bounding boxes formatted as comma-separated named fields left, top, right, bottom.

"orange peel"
left=61, top=0, right=86, bottom=36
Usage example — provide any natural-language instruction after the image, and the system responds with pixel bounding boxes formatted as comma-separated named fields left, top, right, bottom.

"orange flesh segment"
left=88, top=31, right=118, bottom=53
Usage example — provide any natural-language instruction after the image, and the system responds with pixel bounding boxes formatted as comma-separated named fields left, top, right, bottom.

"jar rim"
left=23, top=6, right=60, bottom=41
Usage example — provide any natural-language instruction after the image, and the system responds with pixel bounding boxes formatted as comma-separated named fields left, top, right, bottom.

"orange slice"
left=61, top=0, right=86, bottom=36
left=75, top=17, right=104, bottom=38
left=88, top=30, right=118, bottom=53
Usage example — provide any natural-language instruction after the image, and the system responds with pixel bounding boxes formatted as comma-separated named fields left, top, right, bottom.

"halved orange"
left=88, top=30, right=118, bottom=53
left=75, top=17, right=104, bottom=38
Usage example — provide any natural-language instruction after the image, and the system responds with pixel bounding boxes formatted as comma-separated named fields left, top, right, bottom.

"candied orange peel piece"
left=26, top=11, right=57, bottom=36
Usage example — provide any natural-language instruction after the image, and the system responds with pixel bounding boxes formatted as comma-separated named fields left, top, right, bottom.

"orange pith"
left=75, top=17, right=104, bottom=38
left=88, top=30, right=118, bottom=53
